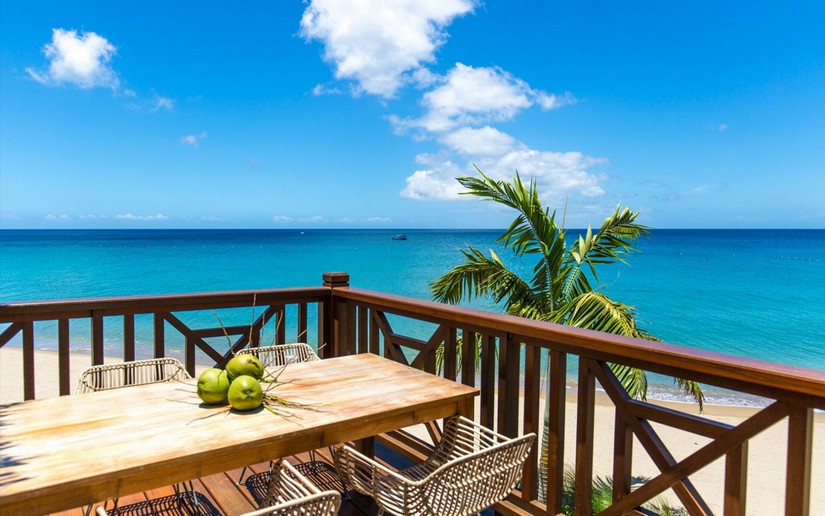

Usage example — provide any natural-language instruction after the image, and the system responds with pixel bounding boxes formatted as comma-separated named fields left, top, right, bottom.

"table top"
left=0, top=353, right=478, bottom=514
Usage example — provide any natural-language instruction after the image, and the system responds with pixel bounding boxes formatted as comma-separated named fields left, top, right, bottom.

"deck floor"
left=52, top=448, right=380, bottom=516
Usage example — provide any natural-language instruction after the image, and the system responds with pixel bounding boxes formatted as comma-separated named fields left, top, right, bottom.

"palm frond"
left=674, top=377, right=706, bottom=411
left=429, top=247, right=534, bottom=310
left=555, top=262, right=592, bottom=302
left=565, top=205, right=650, bottom=281
left=458, top=170, right=567, bottom=298
left=609, top=363, right=649, bottom=400
left=553, top=291, right=641, bottom=337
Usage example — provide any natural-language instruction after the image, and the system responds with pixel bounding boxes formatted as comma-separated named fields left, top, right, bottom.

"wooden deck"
left=52, top=447, right=381, bottom=516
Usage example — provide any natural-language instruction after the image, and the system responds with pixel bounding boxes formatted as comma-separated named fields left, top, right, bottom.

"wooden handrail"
left=0, top=287, right=329, bottom=321
left=331, top=286, right=825, bottom=405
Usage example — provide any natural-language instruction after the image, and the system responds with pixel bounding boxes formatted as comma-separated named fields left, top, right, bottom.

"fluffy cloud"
left=479, top=150, right=607, bottom=197
left=400, top=155, right=465, bottom=200
left=441, top=126, right=519, bottom=156
left=401, top=148, right=606, bottom=201
left=393, top=64, right=575, bottom=133
left=397, top=66, right=596, bottom=201
left=179, top=131, right=207, bottom=147
left=300, top=0, right=477, bottom=97
left=299, top=2, right=603, bottom=207
left=115, top=213, right=168, bottom=221
left=26, top=29, right=119, bottom=89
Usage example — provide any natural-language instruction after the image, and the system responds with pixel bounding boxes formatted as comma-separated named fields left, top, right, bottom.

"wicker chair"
left=77, top=358, right=195, bottom=512
left=238, top=342, right=320, bottom=368
left=94, top=461, right=339, bottom=516
left=241, top=459, right=341, bottom=516
left=75, top=357, right=191, bottom=394
left=334, top=416, right=536, bottom=516
left=235, top=344, right=327, bottom=486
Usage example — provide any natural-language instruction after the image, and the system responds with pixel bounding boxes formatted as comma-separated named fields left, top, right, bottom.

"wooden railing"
left=2, top=272, right=824, bottom=515
left=0, top=286, right=331, bottom=398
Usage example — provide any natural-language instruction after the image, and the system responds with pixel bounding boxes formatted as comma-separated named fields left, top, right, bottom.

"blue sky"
left=1, top=1, right=823, bottom=229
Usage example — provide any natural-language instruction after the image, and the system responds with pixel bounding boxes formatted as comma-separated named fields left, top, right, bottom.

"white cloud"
left=26, top=29, right=119, bottom=89
left=393, top=63, right=575, bottom=133
left=115, top=213, right=168, bottom=221
left=718, top=123, right=729, bottom=132
left=401, top=149, right=606, bottom=201
left=300, top=0, right=477, bottom=98
left=477, top=149, right=607, bottom=198
left=441, top=126, right=519, bottom=156
left=401, top=170, right=465, bottom=200
left=535, top=91, right=577, bottom=110
left=273, top=216, right=295, bottom=222
left=311, top=83, right=346, bottom=96
left=400, top=155, right=465, bottom=200
left=151, top=95, right=174, bottom=111
left=179, top=131, right=207, bottom=147
left=45, top=214, right=71, bottom=220
left=339, top=216, right=392, bottom=223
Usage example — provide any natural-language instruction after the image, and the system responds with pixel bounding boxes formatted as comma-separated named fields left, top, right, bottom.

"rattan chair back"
left=238, top=343, right=320, bottom=368
left=75, top=357, right=191, bottom=394
left=241, top=460, right=341, bottom=516
left=335, top=415, right=535, bottom=516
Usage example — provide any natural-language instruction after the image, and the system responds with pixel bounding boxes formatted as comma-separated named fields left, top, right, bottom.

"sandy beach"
left=1, top=348, right=822, bottom=514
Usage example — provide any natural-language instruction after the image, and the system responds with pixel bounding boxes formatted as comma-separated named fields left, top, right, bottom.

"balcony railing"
left=1, top=272, right=823, bottom=515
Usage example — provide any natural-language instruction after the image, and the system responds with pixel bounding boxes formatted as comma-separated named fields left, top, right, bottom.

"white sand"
left=1, top=348, right=822, bottom=514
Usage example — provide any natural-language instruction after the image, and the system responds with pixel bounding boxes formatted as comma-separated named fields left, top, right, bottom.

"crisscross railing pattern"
left=327, top=280, right=824, bottom=516
left=2, top=273, right=823, bottom=514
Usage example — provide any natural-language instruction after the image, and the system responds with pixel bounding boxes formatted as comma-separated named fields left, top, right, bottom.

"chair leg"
left=172, top=481, right=199, bottom=507
left=235, top=466, right=250, bottom=485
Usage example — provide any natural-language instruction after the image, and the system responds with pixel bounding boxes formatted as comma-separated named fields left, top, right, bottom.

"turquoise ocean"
left=2, top=229, right=824, bottom=406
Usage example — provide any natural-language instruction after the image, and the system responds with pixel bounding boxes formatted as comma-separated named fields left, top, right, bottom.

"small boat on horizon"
left=392, top=234, right=407, bottom=241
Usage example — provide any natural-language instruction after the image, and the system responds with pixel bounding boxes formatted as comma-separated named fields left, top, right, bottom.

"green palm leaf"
left=430, top=247, right=535, bottom=311
left=437, top=170, right=705, bottom=506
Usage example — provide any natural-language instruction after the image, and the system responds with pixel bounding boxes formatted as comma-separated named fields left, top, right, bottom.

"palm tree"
left=430, top=169, right=704, bottom=502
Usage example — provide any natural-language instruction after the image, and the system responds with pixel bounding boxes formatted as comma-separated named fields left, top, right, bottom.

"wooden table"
left=0, top=353, right=478, bottom=514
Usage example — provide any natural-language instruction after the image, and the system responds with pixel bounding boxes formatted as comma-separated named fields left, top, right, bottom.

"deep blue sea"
left=2, top=229, right=824, bottom=405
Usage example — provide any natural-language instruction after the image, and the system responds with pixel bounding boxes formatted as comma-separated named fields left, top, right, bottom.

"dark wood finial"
left=323, top=272, right=350, bottom=288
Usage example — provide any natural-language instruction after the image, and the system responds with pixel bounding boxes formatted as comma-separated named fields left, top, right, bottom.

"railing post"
left=23, top=321, right=35, bottom=400
left=322, top=272, right=350, bottom=359
left=574, top=358, right=595, bottom=516
left=786, top=403, right=813, bottom=515
left=58, top=319, right=71, bottom=396
left=91, top=310, right=104, bottom=365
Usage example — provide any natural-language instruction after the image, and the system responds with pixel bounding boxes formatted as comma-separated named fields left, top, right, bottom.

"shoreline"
left=2, top=347, right=823, bottom=514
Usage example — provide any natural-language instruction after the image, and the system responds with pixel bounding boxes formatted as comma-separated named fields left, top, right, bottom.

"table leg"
left=458, top=397, right=474, bottom=419
left=354, top=435, right=375, bottom=458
